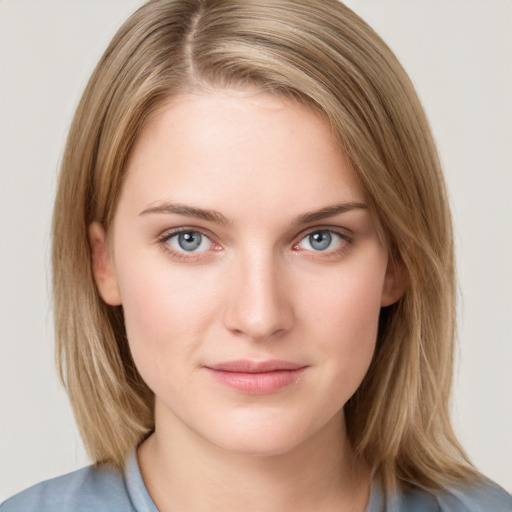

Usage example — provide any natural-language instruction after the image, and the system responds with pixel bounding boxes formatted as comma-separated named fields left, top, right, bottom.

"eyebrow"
left=139, top=202, right=230, bottom=224
left=294, top=202, right=367, bottom=225
left=139, top=201, right=367, bottom=225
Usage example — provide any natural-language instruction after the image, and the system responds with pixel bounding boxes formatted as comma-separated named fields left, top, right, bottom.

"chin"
left=201, top=410, right=328, bottom=458
left=212, top=431, right=306, bottom=458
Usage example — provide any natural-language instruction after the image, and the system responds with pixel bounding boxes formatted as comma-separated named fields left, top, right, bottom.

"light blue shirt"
left=1, top=451, right=511, bottom=511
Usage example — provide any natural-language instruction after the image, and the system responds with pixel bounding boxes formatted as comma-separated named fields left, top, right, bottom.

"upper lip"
left=205, top=360, right=306, bottom=373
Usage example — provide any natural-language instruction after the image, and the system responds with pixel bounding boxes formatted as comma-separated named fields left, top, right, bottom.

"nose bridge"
left=223, top=245, right=293, bottom=340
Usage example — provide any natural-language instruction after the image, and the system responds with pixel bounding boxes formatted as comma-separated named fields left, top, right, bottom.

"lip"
left=203, top=360, right=308, bottom=395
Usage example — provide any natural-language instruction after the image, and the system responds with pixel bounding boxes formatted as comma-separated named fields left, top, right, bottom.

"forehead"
left=119, top=89, right=365, bottom=219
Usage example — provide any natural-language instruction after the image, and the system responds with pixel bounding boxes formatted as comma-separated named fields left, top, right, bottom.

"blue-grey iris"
left=309, top=231, right=331, bottom=251
left=178, top=232, right=202, bottom=251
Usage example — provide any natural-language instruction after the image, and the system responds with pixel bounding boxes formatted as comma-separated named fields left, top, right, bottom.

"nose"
left=222, top=252, right=294, bottom=341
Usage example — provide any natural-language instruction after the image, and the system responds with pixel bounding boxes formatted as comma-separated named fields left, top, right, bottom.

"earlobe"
left=89, top=222, right=122, bottom=306
left=381, top=255, right=407, bottom=307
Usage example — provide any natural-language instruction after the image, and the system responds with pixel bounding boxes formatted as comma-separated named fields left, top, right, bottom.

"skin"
left=90, top=88, right=404, bottom=512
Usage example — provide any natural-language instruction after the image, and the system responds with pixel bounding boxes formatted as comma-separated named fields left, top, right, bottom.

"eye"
left=165, top=230, right=213, bottom=253
left=295, top=230, right=347, bottom=253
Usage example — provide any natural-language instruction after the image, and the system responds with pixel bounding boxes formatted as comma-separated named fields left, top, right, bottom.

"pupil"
left=310, top=231, right=331, bottom=251
left=178, top=232, right=202, bottom=251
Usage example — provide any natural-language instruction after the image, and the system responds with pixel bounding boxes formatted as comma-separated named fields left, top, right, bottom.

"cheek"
left=114, top=255, right=221, bottom=384
left=300, top=258, right=386, bottom=395
left=305, top=256, right=385, bottom=334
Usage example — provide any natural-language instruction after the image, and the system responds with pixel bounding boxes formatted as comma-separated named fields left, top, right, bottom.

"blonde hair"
left=52, top=0, right=479, bottom=490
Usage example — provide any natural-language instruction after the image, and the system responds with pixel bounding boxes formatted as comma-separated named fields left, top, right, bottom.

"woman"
left=1, top=0, right=510, bottom=510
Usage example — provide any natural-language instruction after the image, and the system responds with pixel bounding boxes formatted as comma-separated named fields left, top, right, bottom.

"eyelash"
left=291, top=227, right=353, bottom=259
left=157, top=227, right=220, bottom=261
left=156, top=227, right=353, bottom=261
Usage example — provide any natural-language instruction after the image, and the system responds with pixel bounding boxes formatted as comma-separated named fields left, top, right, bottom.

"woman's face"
left=91, top=89, right=403, bottom=456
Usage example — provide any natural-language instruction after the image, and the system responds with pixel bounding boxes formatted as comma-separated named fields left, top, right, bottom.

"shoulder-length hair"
left=52, top=0, right=478, bottom=490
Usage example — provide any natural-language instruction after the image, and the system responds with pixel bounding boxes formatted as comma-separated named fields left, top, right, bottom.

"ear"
left=381, top=255, right=406, bottom=307
left=89, top=222, right=122, bottom=306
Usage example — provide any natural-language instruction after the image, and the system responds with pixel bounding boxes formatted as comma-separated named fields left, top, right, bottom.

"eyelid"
left=293, top=225, right=353, bottom=243
left=292, top=226, right=353, bottom=256
left=155, top=225, right=353, bottom=261
left=157, top=225, right=217, bottom=242
left=157, top=226, right=222, bottom=260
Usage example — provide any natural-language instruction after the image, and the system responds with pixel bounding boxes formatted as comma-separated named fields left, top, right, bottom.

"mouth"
left=203, top=360, right=308, bottom=395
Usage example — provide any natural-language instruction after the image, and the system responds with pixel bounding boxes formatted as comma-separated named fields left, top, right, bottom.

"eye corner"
left=156, top=227, right=222, bottom=262
left=292, top=228, right=353, bottom=258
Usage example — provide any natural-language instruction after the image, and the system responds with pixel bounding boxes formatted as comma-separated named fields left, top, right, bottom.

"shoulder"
left=0, top=463, right=135, bottom=512
left=388, top=479, right=512, bottom=512
left=435, top=480, right=512, bottom=512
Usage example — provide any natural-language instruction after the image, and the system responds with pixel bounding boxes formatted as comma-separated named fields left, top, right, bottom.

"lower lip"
left=204, top=368, right=306, bottom=394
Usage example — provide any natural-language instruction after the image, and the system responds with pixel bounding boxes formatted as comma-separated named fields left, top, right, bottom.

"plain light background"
left=0, top=0, right=511, bottom=501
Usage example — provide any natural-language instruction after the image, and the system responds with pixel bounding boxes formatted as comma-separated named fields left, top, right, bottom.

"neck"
left=138, top=405, right=370, bottom=512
